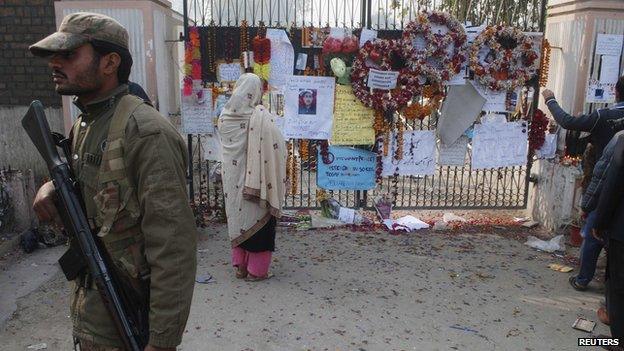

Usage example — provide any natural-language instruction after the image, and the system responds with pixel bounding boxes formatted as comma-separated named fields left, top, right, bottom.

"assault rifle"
left=22, top=101, right=148, bottom=351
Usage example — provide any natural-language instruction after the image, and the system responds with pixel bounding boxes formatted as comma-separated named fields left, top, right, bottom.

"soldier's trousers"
left=77, top=339, right=121, bottom=351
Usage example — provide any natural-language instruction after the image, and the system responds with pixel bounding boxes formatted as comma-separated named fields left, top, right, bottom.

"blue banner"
left=317, top=146, right=376, bottom=190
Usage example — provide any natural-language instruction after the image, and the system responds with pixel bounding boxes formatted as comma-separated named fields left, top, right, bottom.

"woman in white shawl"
left=217, top=73, right=287, bottom=281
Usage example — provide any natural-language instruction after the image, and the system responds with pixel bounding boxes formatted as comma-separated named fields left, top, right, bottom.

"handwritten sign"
left=331, top=85, right=375, bottom=145
left=283, top=76, right=336, bottom=140
left=317, top=146, right=376, bottom=190
left=382, top=131, right=436, bottom=176
left=181, top=88, right=214, bottom=134
left=596, top=34, right=624, bottom=57
left=367, top=69, right=400, bottom=90
left=359, top=28, right=378, bottom=47
left=266, top=28, right=295, bottom=86
left=338, top=207, right=356, bottom=224
left=600, top=55, right=621, bottom=84
left=438, top=136, right=468, bottom=166
left=217, top=62, right=242, bottom=82
left=471, top=121, right=528, bottom=169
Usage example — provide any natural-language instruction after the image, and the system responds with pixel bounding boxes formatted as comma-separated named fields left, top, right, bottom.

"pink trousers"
left=232, top=247, right=272, bottom=277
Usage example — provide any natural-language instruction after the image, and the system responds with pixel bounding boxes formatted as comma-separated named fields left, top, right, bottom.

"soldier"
left=29, top=13, right=197, bottom=351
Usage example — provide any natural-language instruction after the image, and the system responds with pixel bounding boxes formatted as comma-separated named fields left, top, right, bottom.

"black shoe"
left=569, top=275, right=588, bottom=291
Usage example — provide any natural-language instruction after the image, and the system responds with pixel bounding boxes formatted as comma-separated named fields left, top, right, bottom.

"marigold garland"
left=402, top=10, right=467, bottom=83
left=375, top=135, right=385, bottom=184
left=299, top=139, right=310, bottom=160
left=539, top=39, right=551, bottom=87
left=402, top=84, right=445, bottom=120
left=183, top=27, right=202, bottom=95
left=252, top=24, right=271, bottom=81
left=224, top=32, right=235, bottom=63
left=394, top=120, right=404, bottom=161
left=286, top=141, right=298, bottom=195
left=469, top=25, right=539, bottom=91
left=240, top=20, right=249, bottom=63
left=206, top=21, right=217, bottom=74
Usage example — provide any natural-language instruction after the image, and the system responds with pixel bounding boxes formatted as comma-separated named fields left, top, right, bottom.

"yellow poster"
left=331, top=85, right=375, bottom=145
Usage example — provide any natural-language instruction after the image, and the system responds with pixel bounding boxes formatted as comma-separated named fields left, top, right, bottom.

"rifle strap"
left=99, top=95, right=145, bottom=184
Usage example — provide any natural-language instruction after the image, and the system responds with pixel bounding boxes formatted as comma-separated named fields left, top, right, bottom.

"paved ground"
left=0, top=222, right=611, bottom=351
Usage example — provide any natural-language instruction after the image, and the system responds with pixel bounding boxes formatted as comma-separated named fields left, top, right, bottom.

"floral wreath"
left=351, top=39, right=426, bottom=112
left=402, top=11, right=467, bottom=83
left=469, top=25, right=539, bottom=91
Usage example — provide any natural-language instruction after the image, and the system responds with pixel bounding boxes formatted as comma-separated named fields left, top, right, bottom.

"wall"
left=0, top=0, right=61, bottom=108
left=0, top=106, right=65, bottom=178
left=527, top=160, right=582, bottom=232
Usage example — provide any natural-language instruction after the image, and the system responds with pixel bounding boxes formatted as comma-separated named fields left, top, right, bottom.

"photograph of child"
left=299, top=89, right=317, bottom=115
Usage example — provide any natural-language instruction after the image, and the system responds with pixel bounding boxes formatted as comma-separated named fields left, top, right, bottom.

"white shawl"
left=217, top=73, right=286, bottom=247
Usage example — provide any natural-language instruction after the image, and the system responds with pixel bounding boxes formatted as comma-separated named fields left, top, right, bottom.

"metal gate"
left=184, top=0, right=546, bottom=210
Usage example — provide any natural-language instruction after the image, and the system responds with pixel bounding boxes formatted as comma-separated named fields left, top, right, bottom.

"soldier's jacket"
left=69, top=84, right=197, bottom=348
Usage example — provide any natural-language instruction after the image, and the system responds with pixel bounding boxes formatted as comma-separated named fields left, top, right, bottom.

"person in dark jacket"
left=593, top=132, right=624, bottom=343
left=128, top=81, right=151, bottom=104
left=543, top=77, right=624, bottom=291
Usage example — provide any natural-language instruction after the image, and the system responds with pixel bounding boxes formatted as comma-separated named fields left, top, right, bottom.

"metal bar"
left=183, top=0, right=189, bottom=39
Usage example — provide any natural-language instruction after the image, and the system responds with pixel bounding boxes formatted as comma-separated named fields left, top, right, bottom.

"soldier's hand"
left=542, top=89, right=555, bottom=101
left=144, top=345, right=175, bottom=351
left=33, top=181, right=61, bottom=225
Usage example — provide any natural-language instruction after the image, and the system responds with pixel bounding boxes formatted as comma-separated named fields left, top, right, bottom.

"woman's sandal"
left=245, top=273, right=274, bottom=282
left=235, top=266, right=248, bottom=279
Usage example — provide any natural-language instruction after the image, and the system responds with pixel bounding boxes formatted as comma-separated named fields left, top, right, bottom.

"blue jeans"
left=576, top=210, right=604, bottom=286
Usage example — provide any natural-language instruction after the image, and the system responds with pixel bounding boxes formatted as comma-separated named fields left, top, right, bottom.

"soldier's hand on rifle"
left=144, top=345, right=175, bottom=351
left=33, top=181, right=61, bottom=225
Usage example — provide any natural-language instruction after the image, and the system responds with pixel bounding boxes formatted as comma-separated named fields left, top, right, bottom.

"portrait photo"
left=298, top=89, right=317, bottom=115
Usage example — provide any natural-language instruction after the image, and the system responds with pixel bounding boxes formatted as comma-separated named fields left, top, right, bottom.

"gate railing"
left=184, top=0, right=546, bottom=210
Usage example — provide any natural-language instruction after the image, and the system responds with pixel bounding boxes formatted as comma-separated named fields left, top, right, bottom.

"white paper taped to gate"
left=471, top=121, right=528, bottom=169
left=596, top=34, right=624, bottom=57
left=382, top=130, right=436, bottom=176
left=438, top=136, right=468, bottom=166
left=367, top=69, right=400, bottom=90
left=283, top=76, right=336, bottom=140
left=266, top=28, right=295, bottom=87
left=201, top=132, right=222, bottom=161
left=359, top=28, right=377, bottom=47
left=600, top=55, right=621, bottom=84
left=217, top=62, right=242, bottom=82
left=535, top=133, right=557, bottom=159
left=181, top=87, right=214, bottom=134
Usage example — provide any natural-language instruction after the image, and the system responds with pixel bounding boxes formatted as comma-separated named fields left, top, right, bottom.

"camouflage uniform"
left=30, top=13, right=197, bottom=349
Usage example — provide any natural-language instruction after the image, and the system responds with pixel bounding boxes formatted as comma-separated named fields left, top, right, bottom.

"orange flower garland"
left=252, top=24, right=271, bottom=81
left=539, top=39, right=551, bottom=87
left=403, top=84, right=445, bottom=120
left=183, top=27, right=201, bottom=96
left=394, top=119, right=404, bottom=161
